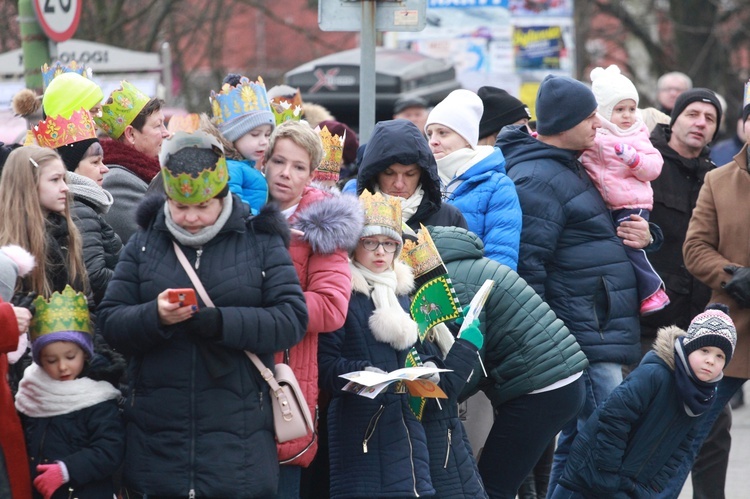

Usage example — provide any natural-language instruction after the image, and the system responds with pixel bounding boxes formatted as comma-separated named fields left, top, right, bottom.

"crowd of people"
left=0, top=59, right=748, bottom=499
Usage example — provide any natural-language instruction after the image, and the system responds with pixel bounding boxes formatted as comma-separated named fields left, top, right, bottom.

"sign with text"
left=33, top=0, right=82, bottom=42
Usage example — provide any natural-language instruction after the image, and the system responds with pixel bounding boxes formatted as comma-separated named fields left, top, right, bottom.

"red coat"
left=275, top=187, right=363, bottom=466
left=0, top=301, right=32, bottom=499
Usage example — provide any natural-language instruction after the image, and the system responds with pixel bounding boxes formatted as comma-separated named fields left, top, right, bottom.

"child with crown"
left=14, top=285, right=125, bottom=499
left=207, top=74, right=276, bottom=214
left=318, top=189, right=435, bottom=498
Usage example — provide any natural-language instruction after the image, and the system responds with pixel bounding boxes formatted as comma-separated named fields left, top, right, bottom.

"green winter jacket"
left=430, top=226, right=589, bottom=406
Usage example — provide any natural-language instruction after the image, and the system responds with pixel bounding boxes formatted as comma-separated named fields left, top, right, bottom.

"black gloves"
left=723, top=266, right=750, bottom=308
left=182, top=308, right=223, bottom=340
left=11, top=292, right=37, bottom=315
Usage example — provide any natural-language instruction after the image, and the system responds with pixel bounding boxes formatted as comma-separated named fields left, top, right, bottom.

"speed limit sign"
left=33, top=0, right=82, bottom=43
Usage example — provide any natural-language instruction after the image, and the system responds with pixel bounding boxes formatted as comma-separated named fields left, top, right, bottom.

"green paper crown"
left=160, top=131, right=229, bottom=204
left=30, top=285, right=92, bottom=342
left=94, top=81, right=150, bottom=139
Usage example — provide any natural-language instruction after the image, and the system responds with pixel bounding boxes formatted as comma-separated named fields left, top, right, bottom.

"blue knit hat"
left=535, top=75, right=598, bottom=136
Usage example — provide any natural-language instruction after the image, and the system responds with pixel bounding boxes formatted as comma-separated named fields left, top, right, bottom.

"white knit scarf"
left=375, top=184, right=425, bottom=222
left=15, top=363, right=121, bottom=418
left=352, top=261, right=418, bottom=351
left=437, top=145, right=495, bottom=190
left=66, top=171, right=115, bottom=214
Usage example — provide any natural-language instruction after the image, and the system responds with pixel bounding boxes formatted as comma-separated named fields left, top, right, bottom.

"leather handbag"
left=172, top=242, right=315, bottom=447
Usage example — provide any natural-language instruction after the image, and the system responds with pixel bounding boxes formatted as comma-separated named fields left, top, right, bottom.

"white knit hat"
left=590, top=65, right=639, bottom=122
left=425, top=89, right=483, bottom=149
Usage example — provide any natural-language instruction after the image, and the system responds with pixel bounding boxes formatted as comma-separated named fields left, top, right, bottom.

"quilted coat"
left=559, top=326, right=710, bottom=497
left=276, top=186, right=362, bottom=466
left=98, top=195, right=308, bottom=498
left=319, top=261, right=434, bottom=498
left=429, top=225, right=588, bottom=405
left=499, top=125, right=641, bottom=366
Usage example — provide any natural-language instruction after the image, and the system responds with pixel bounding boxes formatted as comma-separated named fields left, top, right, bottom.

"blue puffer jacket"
left=98, top=195, right=308, bottom=498
left=442, top=146, right=521, bottom=269
left=559, top=326, right=709, bottom=497
left=418, top=336, right=487, bottom=498
left=499, top=125, right=640, bottom=365
left=319, top=261, right=434, bottom=499
left=227, top=158, right=268, bottom=214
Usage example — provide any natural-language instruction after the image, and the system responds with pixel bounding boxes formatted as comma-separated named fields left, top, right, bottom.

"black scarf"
left=673, top=337, right=719, bottom=417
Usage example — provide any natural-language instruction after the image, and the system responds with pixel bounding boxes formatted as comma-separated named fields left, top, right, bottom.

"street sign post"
left=33, top=0, right=82, bottom=43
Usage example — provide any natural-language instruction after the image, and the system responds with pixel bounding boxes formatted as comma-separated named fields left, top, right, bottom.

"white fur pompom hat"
left=0, top=245, right=35, bottom=302
left=590, top=65, right=639, bottom=122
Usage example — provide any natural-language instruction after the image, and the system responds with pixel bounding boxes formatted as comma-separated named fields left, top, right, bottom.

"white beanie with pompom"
left=590, top=65, right=639, bottom=122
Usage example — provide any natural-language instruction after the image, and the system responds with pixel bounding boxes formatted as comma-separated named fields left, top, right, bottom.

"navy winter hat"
left=670, top=88, right=722, bottom=141
left=535, top=75, right=598, bottom=136
left=478, top=86, right=531, bottom=139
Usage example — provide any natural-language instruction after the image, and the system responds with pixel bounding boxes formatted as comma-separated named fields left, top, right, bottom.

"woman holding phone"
left=98, top=131, right=308, bottom=498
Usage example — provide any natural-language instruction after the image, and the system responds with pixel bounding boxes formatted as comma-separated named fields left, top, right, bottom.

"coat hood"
left=650, top=325, right=686, bottom=370
left=356, top=119, right=442, bottom=205
left=428, top=225, right=484, bottom=264
left=292, top=186, right=364, bottom=254
left=497, top=124, right=580, bottom=174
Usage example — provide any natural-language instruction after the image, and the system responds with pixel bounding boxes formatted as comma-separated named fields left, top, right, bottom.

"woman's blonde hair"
left=0, top=146, right=87, bottom=297
left=264, top=121, right=324, bottom=173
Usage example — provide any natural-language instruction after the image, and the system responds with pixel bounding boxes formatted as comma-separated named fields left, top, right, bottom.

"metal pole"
left=359, top=0, right=376, bottom=142
left=161, top=42, right=173, bottom=105
left=18, top=0, right=50, bottom=91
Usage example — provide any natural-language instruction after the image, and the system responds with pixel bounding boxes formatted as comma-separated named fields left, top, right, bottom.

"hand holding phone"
left=167, top=288, right=198, bottom=308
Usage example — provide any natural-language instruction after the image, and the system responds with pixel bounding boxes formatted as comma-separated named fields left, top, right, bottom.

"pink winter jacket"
left=275, top=186, right=363, bottom=466
left=580, top=120, right=663, bottom=210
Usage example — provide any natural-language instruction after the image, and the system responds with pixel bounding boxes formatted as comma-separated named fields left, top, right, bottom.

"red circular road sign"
left=33, top=0, right=81, bottom=43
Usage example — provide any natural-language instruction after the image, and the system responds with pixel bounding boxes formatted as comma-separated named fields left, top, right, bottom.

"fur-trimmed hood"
left=652, top=325, right=687, bottom=370
left=292, top=186, right=364, bottom=254
left=136, top=192, right=292, bottom=247
left=350, top=259, right=414, bottom=297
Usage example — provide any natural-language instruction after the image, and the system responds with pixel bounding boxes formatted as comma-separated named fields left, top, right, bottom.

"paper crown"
left=401, top=225, right=444, bottom=278
left=270, top=88, right=304, bottom=125
left=34, top=108, right=97, bottom=149
left=314, top=125, right=346, bottom=181
left=42, top=60, right=91, bottom=90
left=94, top=81, right=151, bottom=139
left=167, top=113, right=201, bottom=133
left=30, top=285, right=92, bottom=342
left=360, top=189, right=402, bottom=236
left=744, top=79, right=750, bottom=108
left=160, top=131, right=229, bottom=204
left=210, top=76, right=272, bottom=125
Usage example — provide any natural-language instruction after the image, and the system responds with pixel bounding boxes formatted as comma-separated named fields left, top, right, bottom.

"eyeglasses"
left=360, top=238, right=399, bottom=253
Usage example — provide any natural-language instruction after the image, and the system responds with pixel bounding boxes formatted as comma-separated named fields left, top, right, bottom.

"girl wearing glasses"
left=319, top=189, right=434, bottom=499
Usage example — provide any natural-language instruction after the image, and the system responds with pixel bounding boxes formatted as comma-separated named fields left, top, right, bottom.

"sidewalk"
left=679, top=384, right=750, bottom=499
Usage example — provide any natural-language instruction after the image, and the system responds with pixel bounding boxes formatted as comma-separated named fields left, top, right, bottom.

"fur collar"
left=653, top=325, right=687, bottom=370
left=292, top=187, right=364, bottom=254
left=350, top=259, right=414, bottom=297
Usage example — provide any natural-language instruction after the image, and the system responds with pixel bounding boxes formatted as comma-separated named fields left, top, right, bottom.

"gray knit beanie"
left=219, top=111, right=275, bottom=143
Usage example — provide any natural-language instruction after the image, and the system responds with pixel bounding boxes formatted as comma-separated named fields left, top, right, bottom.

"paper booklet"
left=461, top=279, right=495, bottom=334
left=340, top=366, right=451, bottom=399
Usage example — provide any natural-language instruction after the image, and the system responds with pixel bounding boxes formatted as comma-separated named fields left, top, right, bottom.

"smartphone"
left=168, top=288, right=198, bottom=308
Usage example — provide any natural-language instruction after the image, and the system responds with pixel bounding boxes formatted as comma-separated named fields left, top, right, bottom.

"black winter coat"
left=641, top=125, right=714, bottom=338
left=498, top=125, right=640, bottom=365
left=356, top=119, right=468, bottom=231
left=98, top=195, right=308, bottom=498
left=22, top=400, right=123, bottom=499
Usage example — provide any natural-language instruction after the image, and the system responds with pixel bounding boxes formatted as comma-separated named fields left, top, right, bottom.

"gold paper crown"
left=30, top=285, right=92, bottom=342
left=210, top=76, right=272, bottom=125
left=34, top=108, right=97, bottom=149
left=270, top=88, right=304, bottom=125
left=42, top=60, right=90, bottom=90
left=94, top=81, right=150, bottom=139
left=401, top=225, right=444, bottom=278
left=359, top=189, right=402, bottom=236
left=314, top=125, right=345, bottom=181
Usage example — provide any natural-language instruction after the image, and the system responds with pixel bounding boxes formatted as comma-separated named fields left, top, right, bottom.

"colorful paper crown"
left=210, top=76, right=272, bottom=126
left=314, top=125, right=346, bottom=181
left=34, top=108, right=97, bottom=149
left=30, top=285, right=92, bottom=342
left=42, top=60, right=91, bottom=90
left=167, top=113, right=201, bottom=133
left=270, top=88, right=304, bottom=125
left=160, top=131, right=229, bottom=204
left=94, top=81, right=150, bottom=139
left=360, top=189, right=402, bottom=236
left=401, top=225, right=444, bottom=278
